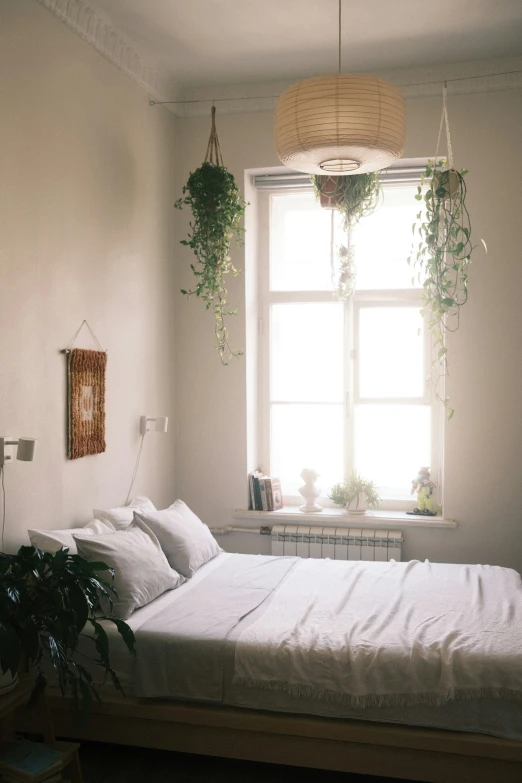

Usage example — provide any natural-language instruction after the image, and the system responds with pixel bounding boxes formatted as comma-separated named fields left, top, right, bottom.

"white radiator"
left=270, top=525, right=403, bottom=562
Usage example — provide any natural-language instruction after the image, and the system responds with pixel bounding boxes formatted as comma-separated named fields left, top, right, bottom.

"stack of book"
left=0, top=741, right=70, bottom=782
left=249, top=471, right=283, bottom=511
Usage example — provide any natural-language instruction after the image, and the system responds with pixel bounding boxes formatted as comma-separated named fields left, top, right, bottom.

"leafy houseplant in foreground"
left=312, top=173, right=381, bottom=299
left=329, top=472, right=381, bottom=515
left=0, top=546, right=135, bottom=712
left=409, top=158, right=474, bottom=419
left=175, top=107, right=248, bottom=364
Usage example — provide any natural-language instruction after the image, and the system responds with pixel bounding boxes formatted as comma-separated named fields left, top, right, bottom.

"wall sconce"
left=0, top=436, right=36, bottom=551
left=0, top=437, right=36, bottom=466
left=125, top=416, right=168, bottom=505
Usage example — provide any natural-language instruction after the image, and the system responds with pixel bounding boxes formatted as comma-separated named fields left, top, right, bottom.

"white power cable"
left=125, top=433, right=145, bottom=506
left=1, top=466, right=5, bottom=551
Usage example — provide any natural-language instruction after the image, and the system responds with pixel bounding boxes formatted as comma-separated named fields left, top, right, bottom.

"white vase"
left=0, top=669, right=18, bottom=696
left=346, top=493, right=367, bottom=516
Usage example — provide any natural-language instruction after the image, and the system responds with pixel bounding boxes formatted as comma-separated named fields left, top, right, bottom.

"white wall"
left=0, top=0, right=178, bottom=549
left=175, top=89, right=522, bottom=571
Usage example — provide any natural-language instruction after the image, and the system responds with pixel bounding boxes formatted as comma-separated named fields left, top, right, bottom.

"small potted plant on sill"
left=0, top=545, right=135, bottom=711
left=329, top=471, right=381, bottom=516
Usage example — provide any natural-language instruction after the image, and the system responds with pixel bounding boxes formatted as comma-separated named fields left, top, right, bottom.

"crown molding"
left=36, top=0, right=171, bottom=100
left=33, top=4, right=522, bottom=118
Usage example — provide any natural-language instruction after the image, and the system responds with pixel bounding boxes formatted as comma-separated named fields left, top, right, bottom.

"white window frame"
left=257, top=183, right=442, bottom=511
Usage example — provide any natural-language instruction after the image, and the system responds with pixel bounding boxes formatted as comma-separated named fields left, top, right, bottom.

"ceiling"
left=93, top=0, right=522, bottom=90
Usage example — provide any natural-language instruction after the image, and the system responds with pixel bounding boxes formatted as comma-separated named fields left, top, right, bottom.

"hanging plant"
left=312, top=173, right=381, bottom=300
left=409, top=88, right=481, bottom=418
left=311, top=172, right=381, bottom=230
left=175, top=107, right=248, bottom=364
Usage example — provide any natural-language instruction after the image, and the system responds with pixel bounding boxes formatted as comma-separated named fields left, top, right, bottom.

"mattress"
left=85, top=553, right=522, bottom=742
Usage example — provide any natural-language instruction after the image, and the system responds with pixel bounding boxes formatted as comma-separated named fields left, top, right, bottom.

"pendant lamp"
left=275, top=3, right=406, bottom=176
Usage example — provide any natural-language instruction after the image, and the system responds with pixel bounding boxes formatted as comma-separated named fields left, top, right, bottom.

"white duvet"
left=234, top=558, right=522, bottom=709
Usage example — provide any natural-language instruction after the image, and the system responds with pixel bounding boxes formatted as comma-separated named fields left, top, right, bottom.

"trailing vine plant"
left=312, top=173, right=381, bottom=299
left=175, top=107, right=248, bottom=364
left=408, top=85, right=485, bottom=419
left=409, top=159, right=473, bottom=420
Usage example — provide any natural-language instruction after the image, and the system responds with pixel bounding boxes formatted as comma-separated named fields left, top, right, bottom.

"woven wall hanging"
left=63, top=321, right=107, bottom=460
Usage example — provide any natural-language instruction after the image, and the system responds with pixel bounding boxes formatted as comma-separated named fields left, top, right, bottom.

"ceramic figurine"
left=408, top=467, right=437, bottom=516
left=298, top=468, right=322, bottom=513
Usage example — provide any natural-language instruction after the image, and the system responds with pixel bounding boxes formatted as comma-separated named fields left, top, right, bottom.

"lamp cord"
left=338, top=0, right=342, bottom=74
left=125, top=434, right=145, bottom=506
left=1, top=466, right=6, bottom=552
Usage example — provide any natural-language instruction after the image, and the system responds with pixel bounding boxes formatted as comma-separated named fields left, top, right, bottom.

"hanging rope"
left=204, top=105, right=224, bottom=166
left=61, top=319, right=106, bottom=354
left=434, top=84, right=454, bottom=169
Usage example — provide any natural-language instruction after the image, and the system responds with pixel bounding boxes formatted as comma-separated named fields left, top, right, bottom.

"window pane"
left=354, top=404, right=431, bottom=496
left=271, top=303, right=344, bottom=403
left=354, top=186, right=422, bottom=290
left=271, top=403, right=344, bottom=496
left=358, top=307, right=424, bottom=398
left=270, top=193, right=344, bottom=291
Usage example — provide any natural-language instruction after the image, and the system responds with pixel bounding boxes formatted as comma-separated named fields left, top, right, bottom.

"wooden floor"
left=78, top=742, right=421, bottom=782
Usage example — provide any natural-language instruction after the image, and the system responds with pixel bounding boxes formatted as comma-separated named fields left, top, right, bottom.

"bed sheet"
left=86, top=553, right=522, bottom=741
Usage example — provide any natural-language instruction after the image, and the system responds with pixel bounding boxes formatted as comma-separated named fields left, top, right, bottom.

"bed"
left=21, top=552, right=522, bottom=782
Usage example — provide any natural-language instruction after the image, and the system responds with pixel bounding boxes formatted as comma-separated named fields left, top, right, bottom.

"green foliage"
left=0, top=546, right=135, bottom=712
left=175, top=161, right=248, bottom=364
left=329, top=471, right=381, bottom=510
left=311, top=173, right=381, bottom=230
left=408, top=160, right=474, bottom=419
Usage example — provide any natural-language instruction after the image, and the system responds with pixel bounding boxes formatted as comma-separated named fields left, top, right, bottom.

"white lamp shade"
left=275, top=74, right=406, bottom=175
left=154, top=417, right=168, bottom=433
left=17, top=438, right=36, bottom=462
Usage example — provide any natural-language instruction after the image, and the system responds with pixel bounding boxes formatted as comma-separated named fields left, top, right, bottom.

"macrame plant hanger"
left=434, top=83, right=454, bottom=170
left=204, top=105, right=224, bottom=167
left=61, top=319, right=106, bottom=355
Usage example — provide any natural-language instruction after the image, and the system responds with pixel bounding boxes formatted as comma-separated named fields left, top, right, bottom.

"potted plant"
left=0, top=546, right=135, bottom=711
left=311, top=172, right=381, bottom=230
left=329, top=471, right=381, bottom=515
left=175, top=107, right=248, bottom=364
left=409, top=158, right=475, bottom=419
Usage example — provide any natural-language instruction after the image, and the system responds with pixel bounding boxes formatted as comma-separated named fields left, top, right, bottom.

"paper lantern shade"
left=275, top=74, right=406, bottom=175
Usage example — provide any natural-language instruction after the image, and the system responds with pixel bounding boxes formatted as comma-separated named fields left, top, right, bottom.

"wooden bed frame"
left=17, top=689, right=522, bottom=783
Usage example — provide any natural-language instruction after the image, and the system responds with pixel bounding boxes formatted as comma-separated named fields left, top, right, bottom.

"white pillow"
left=28, top=519, right=114, bottom=555
left=93, top=496, right=157, bottom=531
left=74, top=517, right=185, bottom=619
left=134, top=500, right=221, bottom=578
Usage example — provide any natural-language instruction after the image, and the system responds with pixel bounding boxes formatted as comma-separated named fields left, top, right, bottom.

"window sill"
left=233, top=507, right=457, bottom=529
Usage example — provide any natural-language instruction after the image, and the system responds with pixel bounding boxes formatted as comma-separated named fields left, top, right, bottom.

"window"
left=258, top=178, right=440, bottom=506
